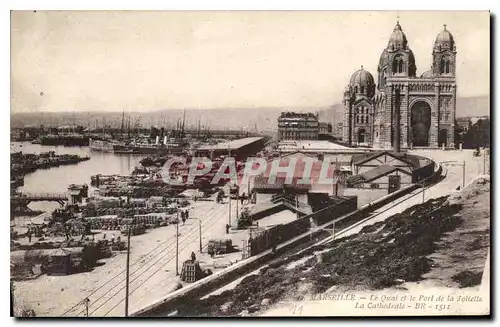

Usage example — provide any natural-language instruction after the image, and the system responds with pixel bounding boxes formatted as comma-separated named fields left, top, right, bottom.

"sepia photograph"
left=9, top=10, right=490, bottom=318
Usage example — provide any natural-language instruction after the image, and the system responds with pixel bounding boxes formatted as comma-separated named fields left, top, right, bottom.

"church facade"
left=342, top=22, right=457, bottom=150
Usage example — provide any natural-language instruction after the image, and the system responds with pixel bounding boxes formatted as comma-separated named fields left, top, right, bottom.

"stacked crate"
left=207, top=239, right=233, bottom=255
left=180, top=260, right=205, bottom=283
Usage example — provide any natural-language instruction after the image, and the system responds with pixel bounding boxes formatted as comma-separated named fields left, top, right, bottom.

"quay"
left=10, top=151, right=90, bottom=177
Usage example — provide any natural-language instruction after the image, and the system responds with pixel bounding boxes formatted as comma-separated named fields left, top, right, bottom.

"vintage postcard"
left=10, top=10, right=490, bottom=318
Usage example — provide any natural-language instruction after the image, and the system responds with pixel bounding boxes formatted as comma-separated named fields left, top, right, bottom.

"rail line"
left=83, top=200, right=236, bottom=317
left=141, top=166, right=448, bottom=313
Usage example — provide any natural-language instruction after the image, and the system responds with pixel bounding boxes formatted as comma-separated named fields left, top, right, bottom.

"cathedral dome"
left=378, top=48, right=388, bottom=71
left=420, top=69, right=433, bottom=78
left=388, top=21, right=408, bottom=49
left=349, top=66, right=375, bottom=97
left=349, top=67, right=375, bottom=86
left=434, top=25, right=455, bottom=50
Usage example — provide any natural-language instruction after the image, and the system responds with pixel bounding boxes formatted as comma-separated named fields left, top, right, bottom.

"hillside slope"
left=172, top=175, right=490, bottom=317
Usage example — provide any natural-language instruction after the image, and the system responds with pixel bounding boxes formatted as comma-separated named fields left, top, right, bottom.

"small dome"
left=420, top=69, right=433, bottom=78
left=435, top=25, right=455, bottom=50
left=378, top=48, right=388, bottom=71
left=349, top=66, right=375, bottom=86
left=388, top=21, right=408, bottom=49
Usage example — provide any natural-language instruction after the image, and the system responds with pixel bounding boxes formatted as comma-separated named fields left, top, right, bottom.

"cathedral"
left=342, top=21, right=457, bottom=150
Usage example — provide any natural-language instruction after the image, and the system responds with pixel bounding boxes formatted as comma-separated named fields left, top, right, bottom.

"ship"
left=91, top=136, right=189, bottom=155
left=89, top=138, right=117, bottom=152
left=39, top=134, right=90, bottom=147
left=140, top=156, right=168, bottom=167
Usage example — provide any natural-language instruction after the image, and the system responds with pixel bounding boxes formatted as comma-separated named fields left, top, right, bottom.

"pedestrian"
left=191, top=251, right=196, bottom=262
left=225, top=223, right=230, bottom=234
left=186, top=210, right=189, bottom=220
left=27, top=228, right=32, bottom=243
left=111, top=234, right=115, bottom=244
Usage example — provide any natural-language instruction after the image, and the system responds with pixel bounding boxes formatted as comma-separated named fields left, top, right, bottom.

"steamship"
left=89, top=136, right=188, bottom=154
left=89, top=138, right=117, bottom=152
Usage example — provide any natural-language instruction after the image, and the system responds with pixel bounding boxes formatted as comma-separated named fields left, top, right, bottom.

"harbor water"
left=11, top=142, right=143, bottom=212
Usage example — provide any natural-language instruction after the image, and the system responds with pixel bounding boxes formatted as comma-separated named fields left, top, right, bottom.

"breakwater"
left=11, top=151, right=90, bottom=178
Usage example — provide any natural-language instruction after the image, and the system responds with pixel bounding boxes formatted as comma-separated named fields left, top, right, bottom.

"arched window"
left=392, top=55, right=404, bottom=74
left=440, top=56, right=451, bottom=74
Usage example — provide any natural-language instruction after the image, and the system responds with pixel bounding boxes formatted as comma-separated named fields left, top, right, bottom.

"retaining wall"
left=132, top=156, right=442, bottom=317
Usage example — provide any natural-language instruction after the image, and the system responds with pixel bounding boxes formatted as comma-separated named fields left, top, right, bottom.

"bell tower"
left=386, top=20, right=417, bottom=78
left=432, top=25, right=457, bottom=77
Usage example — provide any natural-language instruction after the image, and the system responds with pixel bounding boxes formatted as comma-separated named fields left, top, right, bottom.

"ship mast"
left=121, top=110, right=125, bottom=134
left=181, top=109, right=186, bottom=139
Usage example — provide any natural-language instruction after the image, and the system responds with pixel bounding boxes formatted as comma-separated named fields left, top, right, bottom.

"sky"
left=11, top=11, right=490, bottom=113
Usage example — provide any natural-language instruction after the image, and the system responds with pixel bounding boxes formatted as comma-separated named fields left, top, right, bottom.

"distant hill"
left=456, top=95, right=490, bottom=118
left=10, top=108, right=286, bottom=132
left=9, top=95, right=489, bottom=131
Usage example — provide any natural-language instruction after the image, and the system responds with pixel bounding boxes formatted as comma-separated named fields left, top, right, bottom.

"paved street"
left=14, top=197, right=244, bottom=317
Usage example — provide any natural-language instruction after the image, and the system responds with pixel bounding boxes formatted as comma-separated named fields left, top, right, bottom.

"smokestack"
left=164, top=136, right=167, bottom=145
left=160, top=127, right=165, bottom=140
left=156, top=136, right=159, bottom=145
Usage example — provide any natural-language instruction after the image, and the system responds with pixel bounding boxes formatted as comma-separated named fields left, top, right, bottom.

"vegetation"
left=457, top=118, right=490, bottom=149
left=174, top=196, right=465, bottom=316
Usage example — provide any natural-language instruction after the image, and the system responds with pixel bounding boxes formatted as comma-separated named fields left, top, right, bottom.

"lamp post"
left=228, top=191, right=232, bottom=227
left=228, top=142, right=232, bottom=227
left=463, top=160, right=466, bottom=188
left=84, top=298, right=90, bottom=318
left=175, top=199, right=179, bottom=276
left=236, top=186, right=239, bottom=223
left=198, top=218, right=202, bottom=253
left=124, top=224, right=131, bottom=317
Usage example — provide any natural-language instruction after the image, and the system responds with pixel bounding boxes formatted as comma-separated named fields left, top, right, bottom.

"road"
left=14, top=197, right=240, bottom=317
left=328, top=149, right=487, bottom=240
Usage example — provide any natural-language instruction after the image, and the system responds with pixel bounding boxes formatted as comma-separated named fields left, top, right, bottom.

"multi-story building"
left=456, top=117, right=472, bottom=133
left=277, top=112, right=319, bottom=140
left=319, top=122, right=333, bottom=134
left=343, top=22, right=457, bottom=149
left=335, top=122, right=343, bottom=139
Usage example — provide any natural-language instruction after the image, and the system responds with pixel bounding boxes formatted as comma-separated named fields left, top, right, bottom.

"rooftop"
left=197, top=137, right=264, bottom=151
left=253, top=176, right=311, bottom=191
left=279, top=112, right=318, bottom=118
left=277, top=140, right=371, bottom=152
left=351, top=150, right=420, bottom=168
left=347, top=164, right=408, bottom=185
